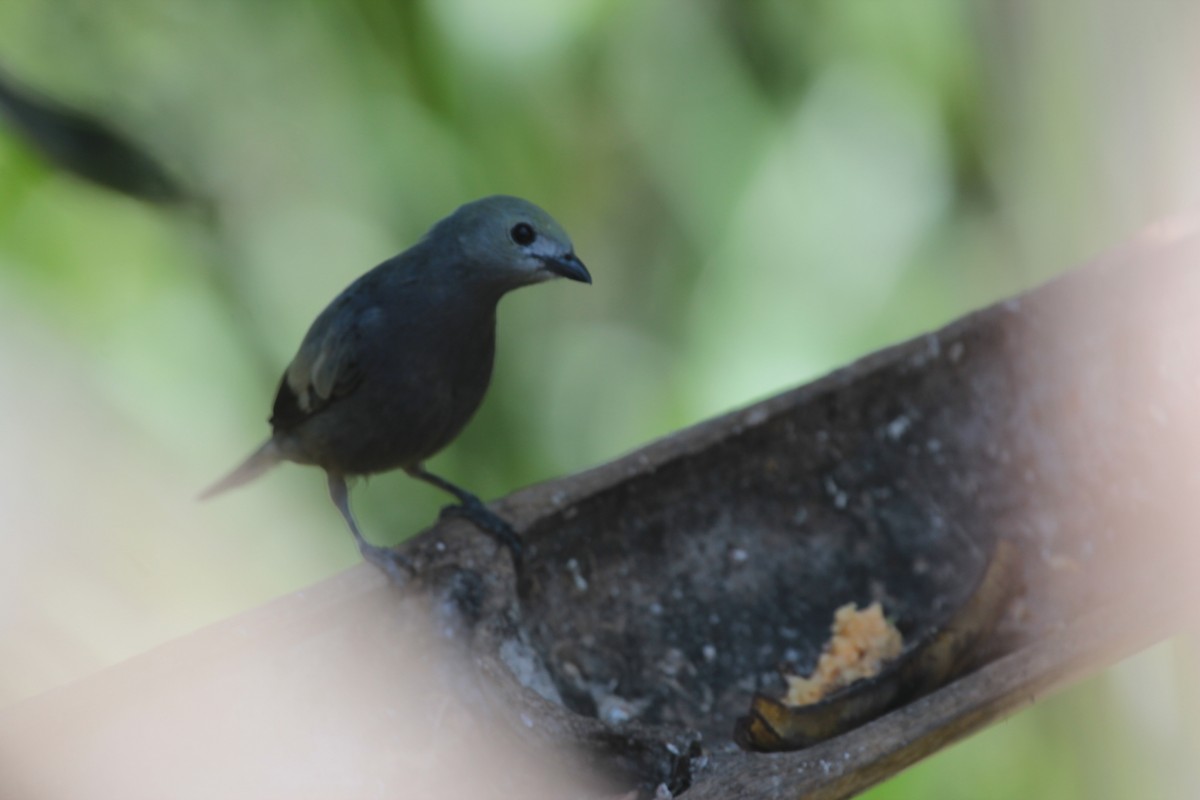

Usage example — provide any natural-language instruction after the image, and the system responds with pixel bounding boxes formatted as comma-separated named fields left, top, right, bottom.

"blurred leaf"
left=0, top=64, right=190, bottom=206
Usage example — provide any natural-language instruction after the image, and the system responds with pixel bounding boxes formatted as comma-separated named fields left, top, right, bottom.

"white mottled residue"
left=565, top=558, right=588, bottom=591
left=886, top=415, right=911, bottom=441
left=744, top=406, right=769, bottom=426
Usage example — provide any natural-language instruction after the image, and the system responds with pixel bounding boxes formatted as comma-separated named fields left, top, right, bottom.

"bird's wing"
left=269, top=297, right=378, bottom=431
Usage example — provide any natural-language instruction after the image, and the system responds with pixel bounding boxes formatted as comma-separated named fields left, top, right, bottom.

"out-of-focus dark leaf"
left=0, top=65, right=190, bottom=206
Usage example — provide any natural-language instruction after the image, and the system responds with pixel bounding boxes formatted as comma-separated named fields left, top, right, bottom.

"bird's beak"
left=541, top=252, right=592, bottom=284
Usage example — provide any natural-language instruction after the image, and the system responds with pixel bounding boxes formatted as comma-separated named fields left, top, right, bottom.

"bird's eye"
left=509, top=222, right=537, bottom=246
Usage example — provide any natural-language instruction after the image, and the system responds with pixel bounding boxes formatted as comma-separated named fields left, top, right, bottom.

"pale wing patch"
left=310, top=346, right=339, bottom=400
left=286, top=305, right=383, bottom=413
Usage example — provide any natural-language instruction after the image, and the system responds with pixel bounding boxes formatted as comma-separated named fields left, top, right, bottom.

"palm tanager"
left=201, top=195, right=591, bottom=580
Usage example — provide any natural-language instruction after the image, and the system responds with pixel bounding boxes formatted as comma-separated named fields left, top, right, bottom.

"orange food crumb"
left=783, top=602, right=903, bottom=706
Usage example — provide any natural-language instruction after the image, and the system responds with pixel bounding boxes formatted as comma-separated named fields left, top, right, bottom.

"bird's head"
left=432, top=195, right=591, bottom=289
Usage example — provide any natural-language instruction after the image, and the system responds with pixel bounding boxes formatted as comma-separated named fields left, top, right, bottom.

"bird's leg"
left=327, top=472, right=414, bottom=584
left=406, top=465, right=523, bottom=568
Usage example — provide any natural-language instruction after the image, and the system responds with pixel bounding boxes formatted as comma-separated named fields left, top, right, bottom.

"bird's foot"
left=439, top=501, right=524, bottom=570
left=358, top=540, right=416, bottom=585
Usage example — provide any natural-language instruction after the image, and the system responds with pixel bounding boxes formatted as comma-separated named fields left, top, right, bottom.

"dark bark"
left=402, top=225, right=1200, bottom=796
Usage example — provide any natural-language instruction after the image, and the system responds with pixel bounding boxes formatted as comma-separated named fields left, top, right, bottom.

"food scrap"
left=783, top=602, right=903, bottom=706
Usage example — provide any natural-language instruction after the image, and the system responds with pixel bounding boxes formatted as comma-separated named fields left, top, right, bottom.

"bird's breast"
left=314, top=308, right=496, bottom=474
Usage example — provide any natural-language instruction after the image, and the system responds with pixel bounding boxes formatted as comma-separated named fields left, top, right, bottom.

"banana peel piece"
left=735, top=539, right=1021, bottom=752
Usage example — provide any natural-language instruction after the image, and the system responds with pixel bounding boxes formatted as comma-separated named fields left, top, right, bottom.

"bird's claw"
left=358, top=541, right=416, bottom=585
left=439, top=503, right=524, bottom=569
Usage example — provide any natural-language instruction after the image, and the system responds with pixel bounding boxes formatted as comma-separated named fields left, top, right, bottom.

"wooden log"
left=3, top=223, right=1198, bottom=799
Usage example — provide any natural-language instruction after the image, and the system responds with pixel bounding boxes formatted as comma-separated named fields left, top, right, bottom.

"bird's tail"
left=198, top=439, right=282, bottom=500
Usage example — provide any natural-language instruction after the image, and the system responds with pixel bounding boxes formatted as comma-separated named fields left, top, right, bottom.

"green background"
left=1, top=0, right=1197, bottom=796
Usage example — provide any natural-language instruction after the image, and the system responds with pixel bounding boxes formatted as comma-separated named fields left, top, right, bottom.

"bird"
left=201, top=195, right=591, bottom=580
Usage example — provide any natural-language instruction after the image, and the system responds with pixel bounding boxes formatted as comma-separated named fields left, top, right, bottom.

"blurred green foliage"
left=1, top=0, right=1198, bottom=796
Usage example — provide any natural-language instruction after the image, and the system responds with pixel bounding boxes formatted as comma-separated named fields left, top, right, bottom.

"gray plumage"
left=202, top=195, right=590, bottom=574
